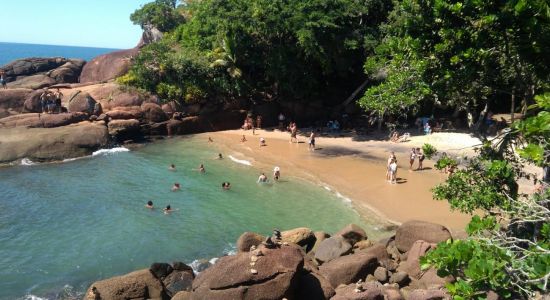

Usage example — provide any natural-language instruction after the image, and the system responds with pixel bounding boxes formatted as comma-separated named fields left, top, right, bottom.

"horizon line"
left=0, top=41, right=125, bottom=50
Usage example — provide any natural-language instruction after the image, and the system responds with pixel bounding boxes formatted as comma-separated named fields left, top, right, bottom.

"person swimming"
left=163, top=205, right=172, bottom=214
left=222, top=182, right=231, bottom=190
left=169, top=164, right=176, bottom=171
left=145, top=200, right=154, bottom=209
left=172, top=183, right=181, bottom=191
left=258, top=173, right=268, bottom=183
left=218, top=153, right=223, bottom=159
left=273, top=166, right=281, bottom=181
left=198, top=164, right=205, bottom=173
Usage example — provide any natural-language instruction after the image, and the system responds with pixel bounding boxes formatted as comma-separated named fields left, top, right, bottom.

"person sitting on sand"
left=260, top=137, right=266, bottom=147
left=409, top=148, right=416, bottom=170
left=145, top=200, right=154, bottom=209
left=390, top=131, right=399, bottom=142
left=163, top=205, right=172, bottom=214
left=172, top=183, right=181, bottom=191
left=169, top=164, right=176, bottom=171
left=416, top=148, right=425, bottom=170
left=222, top=182, right=231, bottom=190
left=309, top=131, right=316, bottom=151
left=258, top=173, right=268, bottom=183
left=241, top=135, right=247, bottom=143
left=273, top=167, right=281, bottom=181
left=389, top=159, right=398, bottom=184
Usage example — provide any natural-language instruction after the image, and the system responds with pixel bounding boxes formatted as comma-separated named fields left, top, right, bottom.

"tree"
left=131, top=0, right=185, bottom=32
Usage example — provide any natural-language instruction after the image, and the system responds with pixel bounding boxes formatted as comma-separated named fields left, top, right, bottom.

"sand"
left=200, top=128, right=483, bottom=233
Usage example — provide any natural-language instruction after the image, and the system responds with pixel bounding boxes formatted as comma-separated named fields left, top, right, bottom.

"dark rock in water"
left=163, top=270, right=194, bottom=296
left=67, top=91, right=96, bottom=114
left=149, top=262, right=173, bottom=280
left=395, top=221, right=452, bottom=253
left=236, top=232, right=265, bottom=253
left=314, top=236, right=352, bottom=264
left=190, top=245, right=304, bottom=299
left=84, top=268, right=167, bottom=300
left=318, top=252, right=379, bottom=288
left=80, top=48, right=139, bottom=83
left=1, top=58, right=85, bottom=88
left=190, top=259, right=212, bottom=273
left=172, top=262, right=194, bottom=274
left=336, top=223, right=368, bottom=246
left=332, top=281, right=385, bottom=300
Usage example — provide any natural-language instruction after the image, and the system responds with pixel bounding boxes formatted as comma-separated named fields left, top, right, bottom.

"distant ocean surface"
left=0, top=42, right=120, bottom=67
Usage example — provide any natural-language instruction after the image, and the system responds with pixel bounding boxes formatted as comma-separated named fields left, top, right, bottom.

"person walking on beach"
left=0, top=70, right=7, bottom=89
left=289, top=122, right=298, bottom=143
left=409, top=148, right=416, bottom=170
left=389, top=158, right=398, bottom=184
left=54, top=88, right=63, bottom=113
left=308, top=131, right=316, bottom=151
left=386, top=151, right=396, bottom=181
left=416, top=148, right=425, bottom=170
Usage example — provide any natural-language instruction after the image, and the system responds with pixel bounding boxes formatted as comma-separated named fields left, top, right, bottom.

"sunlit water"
left=0, top=136, right=386, bottom=299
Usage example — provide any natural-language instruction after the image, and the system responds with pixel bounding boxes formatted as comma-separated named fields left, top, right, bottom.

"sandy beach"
left=203, top=128, right=482, bottom=233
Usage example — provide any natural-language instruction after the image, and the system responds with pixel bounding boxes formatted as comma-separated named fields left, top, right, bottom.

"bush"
left=422, top=143, right=437, bottom=159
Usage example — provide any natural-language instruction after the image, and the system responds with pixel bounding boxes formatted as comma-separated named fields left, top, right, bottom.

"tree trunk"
left=473, top=103, right=488, bottom=132
left=343, top=79, right=369, bottom=106
left=377, top=110, right=384, bottom=131
left=511, top=87, right=516, bottom=123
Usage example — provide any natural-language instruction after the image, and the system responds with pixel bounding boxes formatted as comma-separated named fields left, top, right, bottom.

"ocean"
left=0, top=136, right=386, bottom=300
left=0, top=42, right=120, bottom=67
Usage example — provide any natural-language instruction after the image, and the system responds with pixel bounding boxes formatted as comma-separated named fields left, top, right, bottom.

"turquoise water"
left=0, top=42, right=120, bottom=66
left=0, top=136, right=384, bottom=300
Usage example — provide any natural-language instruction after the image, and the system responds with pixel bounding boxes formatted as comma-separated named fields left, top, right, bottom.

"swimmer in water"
left=172, top=183, right=181, bottom=191
left=273, top=166, right=281, bottom=181
left=145, top=200, right=154, bottom=209
left=257, top=173, right=268, bottom=183
left=163, top=205, right=172, bottom=214
left=222, top=182, right=231, bottom=190
left=169, top=164, right=176, bottom=171
left=218, top=153, right=223, bottom=159
left=198, top=164, right=206, bottom=173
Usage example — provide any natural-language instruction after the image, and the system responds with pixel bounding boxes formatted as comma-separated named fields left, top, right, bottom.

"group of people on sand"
left=408, top=148, right=425, bottom=170
left=386, top=147, right=426, bottom=184
left=40, top=88, right=64, bottom=114
left=242, top=115, right=262, bottom=131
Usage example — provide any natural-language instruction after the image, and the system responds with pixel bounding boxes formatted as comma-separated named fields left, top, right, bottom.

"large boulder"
left=67, top=91, right=97, bottom=114
left=163, top=269, right=194, bottom=296
left=166, top=110, right=246, bottom=135
left=1, top=58, right=84, bottom=88
left=360, top=243, right=391, bottom=270
left=23, top=89, right=46, bottom=113
left=7, top=74, right=56, bottom=89
left=108, top=119, right=141, bottom=139
left=336, top=224, right=368, bottom=245
left=407, top=289, right=449, bottom=300
left=0, top=112, right=88, bottom=129
left=1, top=57, right=66, bottom=79
left=332, top=281, right=385, bottom=300
left=106, top=106, right=144, bottom=120
left=281, top=227, right=316, bottom=252
left=190, top=245, right=304, bottom=299
left=319, top=252, right=379, bottom=288
left=314, top=236, right=352, bottom=264
left=395, top=221, right=452, bottom=253
left=236, top=232, right=265, bottom=253
left=84, top=268, right=167, bottom=300
left=48, top=59, right=85, bottom=83
left=0, top=122, right=110, bottom=163
left=0, top=88, right=32, bottom=117
left=137, top=24, right=164, bottom=47
left=80, top=48, right=139, bottom=83
left=296, top=267, right=335, bottom=300
left=149, top=262, right=173, bottom=280
left=398, top=240, right=435, bottom=279
left=141, top=102, right=167, bottom=123
left=311, top=231, right=330, bottom=253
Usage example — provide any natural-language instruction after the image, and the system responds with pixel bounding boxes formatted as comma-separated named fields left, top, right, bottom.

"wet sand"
left=203, top=129, right=477, bottom=233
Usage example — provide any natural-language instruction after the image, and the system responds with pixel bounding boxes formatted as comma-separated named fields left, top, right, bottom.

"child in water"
left=169, top=164, right=176, bottom=171
left=163, top=205, right=172, bottom=214
left=172, top=183, right=181, bottom=191
left=145, top=201, right=154, bottom=209
left=222, top=182, right=231, bottom=190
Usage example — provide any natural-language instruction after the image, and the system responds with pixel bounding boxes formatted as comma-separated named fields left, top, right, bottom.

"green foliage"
left=514, top=93, right=550, bottom=167
left=131, top=0, right=185, bottom=32
left=434, top=155, right=457, bottom=171
left=422, top=143, right=437, bottom=160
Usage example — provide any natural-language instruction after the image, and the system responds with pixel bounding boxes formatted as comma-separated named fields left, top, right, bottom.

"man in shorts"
left=0, top=70, right=7, bottom=89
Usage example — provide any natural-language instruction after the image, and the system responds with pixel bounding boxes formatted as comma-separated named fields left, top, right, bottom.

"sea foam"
left=228, top=155, right=252, bottom=166
left=20, top=158, right=36, bottom=166
left=92, top=147, right=130, bottom=156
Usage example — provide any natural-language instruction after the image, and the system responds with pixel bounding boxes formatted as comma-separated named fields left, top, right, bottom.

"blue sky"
left=0, top=0, right=151, bottom=49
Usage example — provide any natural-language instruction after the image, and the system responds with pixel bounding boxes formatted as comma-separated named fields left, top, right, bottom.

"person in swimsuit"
left=163, top=205, right=172, bottom=214
left=171, top=183, right=181, bottom=191
left=409, top=148, right=416, bottom=170
left=386, top=152, right=396, bottom=181
left=54, top=88, right=63, bottom=113
left=198, top=164, right=206, bottom=173
left=389, top=158, right=398, bottom=184
left=273, top=167, right=281, bottom=181
left=309, top=131, right=316, bottom=151
left=169, top=164, right=176, bottom=171
left=222, top=182, right=231, bottom=190
left=217, top=153, right=223, bottom=159
left=145, top=201, right=154, bottom=209
left=257, top=173, right=268, bottom=183
left=0, top=70, right=7, bottom=89
left=416, top=148, right=425, bottom=170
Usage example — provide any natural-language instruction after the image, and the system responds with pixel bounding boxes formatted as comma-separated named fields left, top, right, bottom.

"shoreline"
left=205, top=128, right=478, bottom=233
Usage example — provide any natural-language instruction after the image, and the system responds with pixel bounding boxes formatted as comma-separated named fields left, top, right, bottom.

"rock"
left=389, top=271, right=410, bottom=287
left=383, top=286, right=404, bottom=300
left=236, top=232, right=265, bottom=253
left=319, top=252, right=378, bottom=288
left=395, top=221, right=452, bottom=253
left=7, top=74, right=56, bottom=89
left=23, top=90, right=46, bottom=113
left=398, top=240, right=435, bottom=279
left=165, top=110, right=246, bottom=135
left=314, top=236, right=352, bottom=264
left=359, top=243, right=391, bottom=269
left=0, top=88, right=32, bottom=116
left=407, top=289, right=450, bottom=300
left=373, top=266, right=389, bottom=282
left=190, top=245, right=304, bottom=299
left=141, top=102, right=167, bottom=123
left=84, top=268, right=167, bottom=300
left=48, top=59, right=85, bottom=83
left=150, top=262, right=173, bottom=280
left=173, top=262, right=194, bottom=273
left=332, top=281, right=385, bottom=300
left=172, top=291, right=191, bottom=300
left=353, top=240, right=375, bottom=251
left=281, top=227, right=316, bottom=252
left=108, top=119, right=141, bottom=140
left=296, top=268, right=335, bottom=299
left=0, top=122, right=109, bottom=163
left=190, top=259, right=212, bottom=273
left=311, top=231, right=330, bottom=253
left=336, top=224, right=368, bottom=245
left=106, top=106, right=144, bottom=120
left=80, top=48, right=139, bottom=83
left=0, top=112, right=89, bottom=129
left=67, top=91, right=96, bottom=114
left=138, top=24, right=164, bottom=47
left=163, top=270, right=194, bottom=296
left=417, top=268, right=454, bottom=290
left=2, top=57, right=69, bottom=79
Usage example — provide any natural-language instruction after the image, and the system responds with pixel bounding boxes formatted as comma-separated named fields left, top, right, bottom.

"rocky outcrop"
left=84, top=269, right=167, bottom=300
left=0, top=112, right=88, bottom=129
left=336, top=223, right=368, bottom=245
left=141, top=102, right=167, bottom=123
left=1, top=57, right=85, bottom=88
left=314, top=236, right=352, bottom=263
left=0, top=88, right=33, bottom=117
left=395, top=221, right=452, bottom=253
left=67, top=91, right=97, bottom=114
left=236, top=232, right=265, bottom=253
left=108, top=119, right=141, bottom=140
left=281, top=227, right=317, bottom=252
left=319, top=252, right=379, bottom=288
left=80, top=48, right=139, bottom=83
left=137, top=24, right=164, bottom=48
left=0, top=122, right=109, bottom=163
left=190, top=245, right=304, bottom=299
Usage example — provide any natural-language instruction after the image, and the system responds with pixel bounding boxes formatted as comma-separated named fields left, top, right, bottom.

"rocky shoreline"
left=83, top=220, right=458, bottom=300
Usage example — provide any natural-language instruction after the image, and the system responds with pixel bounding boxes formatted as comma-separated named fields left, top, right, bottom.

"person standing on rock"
left=0, top=70, right=7, bottom=89
left=54, top=88, right=63, bottom=113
